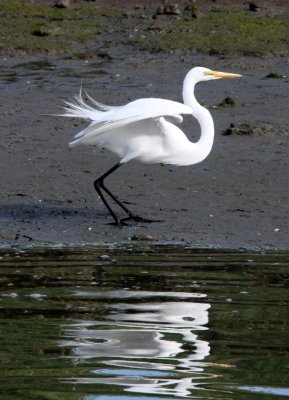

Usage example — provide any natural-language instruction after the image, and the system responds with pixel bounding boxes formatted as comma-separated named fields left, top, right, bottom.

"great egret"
left=62, top=67, right=241, bottom=225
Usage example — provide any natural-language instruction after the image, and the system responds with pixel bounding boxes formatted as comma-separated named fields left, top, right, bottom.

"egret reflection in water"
left=1, top=248, right=289, bottom=400
left=59, top=289, right=211, bottom=398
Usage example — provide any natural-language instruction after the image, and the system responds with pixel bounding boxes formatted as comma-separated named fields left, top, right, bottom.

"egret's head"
left=192, top=67, right=242, bottom=82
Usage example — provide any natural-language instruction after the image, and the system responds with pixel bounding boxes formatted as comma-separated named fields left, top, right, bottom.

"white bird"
left=61, top=66, right=241, bottom=225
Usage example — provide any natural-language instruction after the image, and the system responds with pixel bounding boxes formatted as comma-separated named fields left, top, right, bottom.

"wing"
left=61, top=91, right=192, bottom=145
left=71, top=116, right=192, bottom=164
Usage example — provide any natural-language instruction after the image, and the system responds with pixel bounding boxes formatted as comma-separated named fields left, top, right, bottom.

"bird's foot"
left=107, top=219, right=129, bottom=227
left=120, top=215, right=162, bottom=224
left=107, top=215, right=162, bottom=226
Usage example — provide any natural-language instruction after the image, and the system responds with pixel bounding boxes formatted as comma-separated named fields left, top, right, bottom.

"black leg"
left=93, top=163, right=161, bottom=225
left=94, top=163, right=122, bottom=225
left=94, top=181, right=119, bottom=225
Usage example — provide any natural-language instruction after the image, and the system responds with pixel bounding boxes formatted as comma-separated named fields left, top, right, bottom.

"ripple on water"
left=0, top=246, right=289, bottom=399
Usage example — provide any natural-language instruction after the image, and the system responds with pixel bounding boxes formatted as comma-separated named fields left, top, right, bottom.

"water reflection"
left=239, top=386, right=289, bottom=397
left=1, top=248, right=289, bottom=400
left=60, top=285, right=211, bottom=398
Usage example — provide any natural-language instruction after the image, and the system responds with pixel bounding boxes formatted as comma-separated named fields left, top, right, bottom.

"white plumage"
left=61, top=66, right=241, bottom=224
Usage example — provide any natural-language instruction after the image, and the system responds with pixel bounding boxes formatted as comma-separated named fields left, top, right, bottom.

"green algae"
left=264, top=72, right=286, bottom=79
left=0, top=0, right=116, bottom=54
left=128, top=10, right=289, bottom=56
left=0, top=1, right=288, bottom=56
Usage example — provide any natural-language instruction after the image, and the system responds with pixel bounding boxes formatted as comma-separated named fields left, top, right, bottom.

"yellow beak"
left=209, top=70, right=242, bottom=78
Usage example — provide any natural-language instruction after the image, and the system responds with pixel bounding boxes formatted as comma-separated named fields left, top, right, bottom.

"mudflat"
left=1, top=0, right=288, bottom=249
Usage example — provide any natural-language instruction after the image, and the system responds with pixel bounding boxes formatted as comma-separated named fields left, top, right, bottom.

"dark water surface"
left=0, top=246, right=289, bottom=400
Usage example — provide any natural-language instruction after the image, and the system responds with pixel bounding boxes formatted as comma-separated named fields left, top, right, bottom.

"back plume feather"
left=60, top=88, right=118, bottom=120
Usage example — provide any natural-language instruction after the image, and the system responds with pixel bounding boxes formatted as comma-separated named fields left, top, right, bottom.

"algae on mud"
left=128, top=10, right=289, bottom=56
left=0, top=0, right=116, bottom=54
left=1, top=0, right=289, bottom=56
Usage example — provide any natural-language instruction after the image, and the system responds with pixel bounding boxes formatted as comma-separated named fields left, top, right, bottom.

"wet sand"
left=1, top=5, right=289, bottom=249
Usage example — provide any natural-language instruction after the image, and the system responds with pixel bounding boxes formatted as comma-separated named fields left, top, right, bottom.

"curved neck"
left=182, top=76, right=214, bottom=164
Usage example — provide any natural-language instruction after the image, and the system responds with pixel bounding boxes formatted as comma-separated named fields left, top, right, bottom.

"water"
left=0, top=246, right=289, bottom=400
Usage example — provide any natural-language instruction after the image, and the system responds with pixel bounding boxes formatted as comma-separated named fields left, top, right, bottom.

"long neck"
left=182, top=76, right=214, bottom=164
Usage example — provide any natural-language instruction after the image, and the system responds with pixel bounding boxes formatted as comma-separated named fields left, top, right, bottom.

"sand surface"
left=1, top=2, right=289, bottom=249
